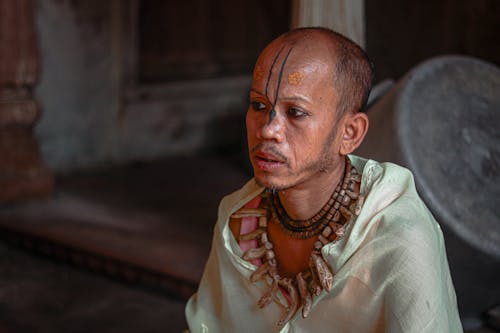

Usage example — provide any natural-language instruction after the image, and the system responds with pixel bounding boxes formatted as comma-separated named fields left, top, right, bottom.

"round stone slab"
left=359, top=56, right=500, bottom=259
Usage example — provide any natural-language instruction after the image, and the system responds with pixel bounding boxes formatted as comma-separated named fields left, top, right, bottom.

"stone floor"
left=0, top=241, right=187, bottom=333
left=0, top=154, right=498, bottom=332
left=0, top=154, right=249, bottom=333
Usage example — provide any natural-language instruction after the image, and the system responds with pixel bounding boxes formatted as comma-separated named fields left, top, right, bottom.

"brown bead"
left=314, top=241, right=323, bottom=250
left=319, top=234, right=329, bottom=245
left=345, top=189, right=359, bottom=199
left=340, top=206, right=353, bottom=220
left=333, top=210, right=341, bottom=221
left=329, top=221, right=337, bottom=231
left=259, top=216, right=267, bottom=227
left=347, top=181, right=356, bottom=191
left=322, top=225, right=332, bottom=237
left=341, top=194, right=351, bottom=206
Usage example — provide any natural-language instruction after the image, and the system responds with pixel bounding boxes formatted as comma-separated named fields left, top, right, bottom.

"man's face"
left=246, top=41, right=344, bottom=190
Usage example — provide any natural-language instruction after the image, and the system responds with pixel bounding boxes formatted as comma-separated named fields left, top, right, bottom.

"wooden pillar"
left=0, top=0, right=53, bottom=202
left=291, top=0, right=365, bottom=48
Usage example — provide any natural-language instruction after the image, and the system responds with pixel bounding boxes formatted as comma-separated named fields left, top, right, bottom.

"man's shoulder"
left=347, top=157, right=446, bottom=278
left=353, top=154, right=437, bottom=238
left=351, top=154, right=418, bottom=202
left=346, top=157, right=460, bottom=333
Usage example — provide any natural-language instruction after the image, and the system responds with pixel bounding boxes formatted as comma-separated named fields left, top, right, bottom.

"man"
left=185, top=28, right=462, bottom=332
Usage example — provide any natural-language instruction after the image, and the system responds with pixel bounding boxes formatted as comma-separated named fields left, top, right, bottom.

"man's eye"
left=251, top=101, right=267, bottom=111
left=288, top=107, right=307, bottom=118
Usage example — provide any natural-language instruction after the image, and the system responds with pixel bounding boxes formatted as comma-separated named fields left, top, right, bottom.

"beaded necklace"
left=231, top=158, right=364, bottom=326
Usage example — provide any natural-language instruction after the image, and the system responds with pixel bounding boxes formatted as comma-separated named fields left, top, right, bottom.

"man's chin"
left=254, top=175, right=290, bottom=192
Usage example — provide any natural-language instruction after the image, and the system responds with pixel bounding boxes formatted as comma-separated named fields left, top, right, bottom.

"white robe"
left=185, top=156, right=463, bottom=332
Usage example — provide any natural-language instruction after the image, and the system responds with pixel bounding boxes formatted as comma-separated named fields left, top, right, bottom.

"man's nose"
left=259, top=108, right=285, bottom=143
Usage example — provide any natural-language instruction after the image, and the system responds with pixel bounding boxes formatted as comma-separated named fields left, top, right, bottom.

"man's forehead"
left=253, top=47, right=332, bottom=88
left=259, top=35, right=335, bottom=64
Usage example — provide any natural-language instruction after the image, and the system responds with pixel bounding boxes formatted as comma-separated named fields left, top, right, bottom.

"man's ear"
left=339, top=112, right=369, bottom=155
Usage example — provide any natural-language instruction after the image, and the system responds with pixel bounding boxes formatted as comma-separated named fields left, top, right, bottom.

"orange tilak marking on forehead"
left=254, top=65, right=263, bottom=81
left=287, top=72, right=303, bottom=85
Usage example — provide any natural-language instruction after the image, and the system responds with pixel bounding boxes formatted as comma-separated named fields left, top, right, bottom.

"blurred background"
left=0, top=0, right=498, bottom=332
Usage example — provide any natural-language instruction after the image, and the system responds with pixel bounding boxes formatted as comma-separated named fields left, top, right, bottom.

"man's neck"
left=277, top=157, right=346, bottom=221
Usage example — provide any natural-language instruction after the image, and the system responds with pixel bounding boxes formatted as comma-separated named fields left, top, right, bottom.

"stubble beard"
left=253, top=129, right=339, bottom=193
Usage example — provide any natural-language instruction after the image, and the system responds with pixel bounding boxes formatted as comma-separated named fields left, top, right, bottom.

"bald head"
left=256, top=27, right=373, bottom=116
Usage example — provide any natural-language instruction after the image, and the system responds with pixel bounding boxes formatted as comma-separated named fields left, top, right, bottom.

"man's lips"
left=255, top=151, right=284, bottom=163
left=253, top=151, right=286, bottom=171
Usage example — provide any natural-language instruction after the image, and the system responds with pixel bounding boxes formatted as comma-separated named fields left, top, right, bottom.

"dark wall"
left=139, top=0, right=290, bottom=82
left=366, top=0, right=500, bottom=82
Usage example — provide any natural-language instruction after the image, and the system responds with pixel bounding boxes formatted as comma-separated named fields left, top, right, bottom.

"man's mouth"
left=253, top=151, right=286, bottom=171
